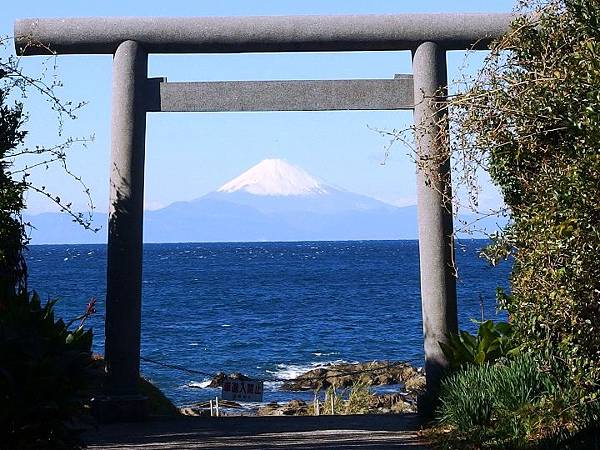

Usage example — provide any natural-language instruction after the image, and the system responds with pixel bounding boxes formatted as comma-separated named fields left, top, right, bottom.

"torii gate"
left=15, top=14, right=510, bottom=419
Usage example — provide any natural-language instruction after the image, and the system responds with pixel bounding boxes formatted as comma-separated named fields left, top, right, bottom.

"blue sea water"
left=25, top=240, right=510, bottom=407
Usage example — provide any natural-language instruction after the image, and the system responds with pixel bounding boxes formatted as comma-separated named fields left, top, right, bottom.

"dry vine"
left=1, top=36, right=99, bottom=235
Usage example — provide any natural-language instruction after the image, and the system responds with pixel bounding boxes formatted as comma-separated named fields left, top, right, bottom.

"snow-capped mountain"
left=201, top=159, right=398, bottom=215
left=28, top=158, right=494, bottom=244
left=142, top=159, right=415, bottom=242
left=217, top=159, right=330, bottom=196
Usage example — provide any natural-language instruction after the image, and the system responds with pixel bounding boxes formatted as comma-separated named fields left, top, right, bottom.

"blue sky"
left=1, top=0, right=515, bottom=215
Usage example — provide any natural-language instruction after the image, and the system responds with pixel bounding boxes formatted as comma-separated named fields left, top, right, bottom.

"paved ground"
left=84, top=414, right=429, bottom=449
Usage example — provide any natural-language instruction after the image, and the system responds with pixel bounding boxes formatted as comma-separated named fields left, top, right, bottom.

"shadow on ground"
left=84, top=413, right=429, bottom=449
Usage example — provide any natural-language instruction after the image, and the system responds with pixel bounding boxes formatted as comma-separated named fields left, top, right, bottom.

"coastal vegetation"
left=433, top=0, right=600, bottom=447
left=0, top=291, right=99, bottom=449
left=439, top=320, right=517, bottom=368
left=0, top=39, right=100, bottom=448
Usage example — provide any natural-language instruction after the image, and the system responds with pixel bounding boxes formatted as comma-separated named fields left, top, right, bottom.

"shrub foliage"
left=0, top=67, right=27, bottom=293
left=436, top=354, right=600, bottom=449
left=439, top=355, right=554, bottom=431
left=451, top=0, right=600, bottom=396
left=0, top=290, right=99, bottom=449
left=433, top=0, right=600, bottom=447
left=440, top=320, right=517, bottom=369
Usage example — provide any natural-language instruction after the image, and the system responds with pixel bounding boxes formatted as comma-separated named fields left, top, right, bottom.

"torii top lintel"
left=14, top=14, right=513, bottom=55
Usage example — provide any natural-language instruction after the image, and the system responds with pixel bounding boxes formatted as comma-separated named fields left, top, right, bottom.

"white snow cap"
left=218, top=159, right=329, bottom=196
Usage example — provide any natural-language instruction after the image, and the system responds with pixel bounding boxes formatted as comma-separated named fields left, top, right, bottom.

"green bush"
left=434, top=354, right=600, bottom=449
left=0, top=289, right=100, bottom=449
left=438, top=355, right=556, bottom=447
left=438, top=363, right=497, bottom=431
left=440, top=320, right=517, bottom=369
left=430, top=0, right=600, bottom=446
left=0, top=63, right=28, bottom=293
left=450, top=0, right=600, bottom=398
left=344, top=381, right=372, bottom=415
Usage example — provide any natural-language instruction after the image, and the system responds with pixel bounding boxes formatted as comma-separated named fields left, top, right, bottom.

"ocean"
left=25, top=240, right=511, bottom=407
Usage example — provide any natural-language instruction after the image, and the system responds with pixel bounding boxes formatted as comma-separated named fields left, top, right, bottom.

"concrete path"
left=84, top=414, right=429, bottom=449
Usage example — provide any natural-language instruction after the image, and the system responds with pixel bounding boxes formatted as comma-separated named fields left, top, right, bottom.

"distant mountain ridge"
left=25, top=159, right=504, bottom=244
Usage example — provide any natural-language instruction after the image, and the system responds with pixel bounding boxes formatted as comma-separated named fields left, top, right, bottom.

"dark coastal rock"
left=282, top=400, right=309, bottom=416
left=206, top=371, right=251, bottom=388
left=257, top=400, right=309, bottom=416
left=193, top=361, right=425, bottom=417
left=257, top=402, right=284, bottom=416
left=280, top=360, right=424, bottom=392
left=404, top=373, right=426, bottom=393
left=369, top=393, right=414, bottom=413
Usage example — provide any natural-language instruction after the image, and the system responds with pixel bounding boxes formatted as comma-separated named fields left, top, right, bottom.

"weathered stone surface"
left=157, top=78, right=415, bottom=113
left=280, top=360, right=423, bottom=392
left=15, top=14, right=513, bottom=56
left=104, top=40, right=148, bottom=404
left=257, top=402, right=284, bottom=416
left=282, top=400, right=309, bottom=416
left=413, top=41, right=458, bottom=408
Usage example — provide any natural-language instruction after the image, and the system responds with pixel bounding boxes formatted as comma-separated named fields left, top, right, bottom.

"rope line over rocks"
left=140, top=356, right=215, bottom=378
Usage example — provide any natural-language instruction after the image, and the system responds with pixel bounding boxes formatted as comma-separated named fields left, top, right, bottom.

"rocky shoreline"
left=181, top=360, right=425, bottom=417
left=280, top=360, right=424, bottom=391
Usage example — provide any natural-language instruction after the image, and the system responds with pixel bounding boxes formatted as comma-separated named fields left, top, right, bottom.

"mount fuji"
left=26, top=159, right=422, bottom=244
left=142, top=159, right=418, bottom=243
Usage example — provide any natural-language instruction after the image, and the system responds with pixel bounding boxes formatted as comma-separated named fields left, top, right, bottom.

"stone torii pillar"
left=14, top=14, right=511, bottom=420
left=412, top=41, right=458, bottom=411
left=104, top=40, right=148, bottom=410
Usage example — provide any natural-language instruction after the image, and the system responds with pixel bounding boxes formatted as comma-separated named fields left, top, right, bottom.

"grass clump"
left=344, top=381, right=372, bottom=415
left=435, top=354, right=600, bottom=449
left=307, top=381, right=380, bottom=416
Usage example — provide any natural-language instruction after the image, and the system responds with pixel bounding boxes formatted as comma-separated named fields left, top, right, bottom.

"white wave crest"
left=266, top=359, right=350, bottom=383
left=188, top=378, right=213, bottom=389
